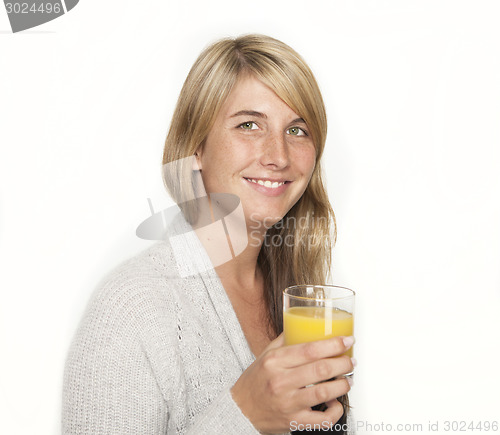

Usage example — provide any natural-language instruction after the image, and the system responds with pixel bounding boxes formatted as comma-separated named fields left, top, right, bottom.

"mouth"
left=242, top=177, right=292, bottom=197
left=244, top=177, right=290, bottom=189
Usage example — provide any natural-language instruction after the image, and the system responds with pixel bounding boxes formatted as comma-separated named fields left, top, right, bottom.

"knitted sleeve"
left=62, top=267, right=262, bottom=435
left=184, top=388, right=260, bottom=434
left=62, top=279, right=168, bottom=434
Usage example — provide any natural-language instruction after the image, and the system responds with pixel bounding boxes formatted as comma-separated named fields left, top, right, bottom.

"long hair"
left=163, top=36, right=336, bottom=328
left=162, top=35, right=345, bottom=424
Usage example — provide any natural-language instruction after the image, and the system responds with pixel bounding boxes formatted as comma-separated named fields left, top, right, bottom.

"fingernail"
left=342, top=336, right=354, bottom=349
left=346, top=376, right=354, bottom=387
left=351, top=358, right=357, bottom=367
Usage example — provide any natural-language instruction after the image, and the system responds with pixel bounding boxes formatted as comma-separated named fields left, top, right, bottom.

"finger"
left=294, top=377, right=351, bottom=409
left=319, top=398, right=345, bottom=426
left=324, top=395, right=349, bottom=410
left=288, top=355, right=354, bottom=388
left=279, top=336, right=354, bottom=368
left=294, top=398, right=345, bottom=429
left=264, top=332, right=285, bottom=351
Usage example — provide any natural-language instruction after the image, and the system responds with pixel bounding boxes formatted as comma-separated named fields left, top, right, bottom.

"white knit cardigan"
left=62, top=214, right=352, bottom=434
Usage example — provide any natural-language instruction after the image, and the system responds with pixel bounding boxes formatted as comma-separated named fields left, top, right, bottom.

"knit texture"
left=62, top=213, right=354, bottom=434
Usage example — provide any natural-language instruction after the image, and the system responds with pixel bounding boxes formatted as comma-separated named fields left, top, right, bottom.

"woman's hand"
left=230, top=334, right=355, bottom=434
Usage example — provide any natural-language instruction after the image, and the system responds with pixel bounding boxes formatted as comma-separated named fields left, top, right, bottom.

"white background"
left=1, top=1, right=499, bottom=434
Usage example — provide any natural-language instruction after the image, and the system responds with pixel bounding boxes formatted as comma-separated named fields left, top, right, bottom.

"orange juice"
left=284, top=306, right=354, bottom=357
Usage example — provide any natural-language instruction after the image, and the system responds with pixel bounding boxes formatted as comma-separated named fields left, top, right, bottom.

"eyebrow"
left=230, top=110, right=306, bottom=125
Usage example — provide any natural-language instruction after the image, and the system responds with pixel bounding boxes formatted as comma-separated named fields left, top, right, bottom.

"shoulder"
left=79, top=241, right=190, bottom=336
left=63, top=243, right=180, bottom=432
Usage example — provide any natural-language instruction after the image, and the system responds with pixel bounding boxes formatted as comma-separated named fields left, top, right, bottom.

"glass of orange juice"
left=283, top=285, right=355, bottom=359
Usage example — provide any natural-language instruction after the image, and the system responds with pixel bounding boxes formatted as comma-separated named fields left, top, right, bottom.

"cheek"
left=204, top=131, right=248, bottom=163
left=200, top=142, right=250, bottom=187
left=212, top=140, right=254, bottom=172
left=294, top=145, right=317, bottom=178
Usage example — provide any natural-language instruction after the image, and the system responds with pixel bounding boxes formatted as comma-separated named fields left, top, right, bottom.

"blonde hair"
left=162, top=34, right=336, bottom=334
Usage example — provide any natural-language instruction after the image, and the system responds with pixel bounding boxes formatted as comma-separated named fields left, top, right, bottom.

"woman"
left=63, top=34, right=355, bottom=434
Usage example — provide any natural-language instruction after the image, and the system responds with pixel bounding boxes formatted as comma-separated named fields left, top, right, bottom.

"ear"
left=193, top=144, right=204, bottom=170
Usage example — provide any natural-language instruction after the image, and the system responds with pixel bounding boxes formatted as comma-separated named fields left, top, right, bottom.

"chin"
left=245, top=209, right=286, bottom=230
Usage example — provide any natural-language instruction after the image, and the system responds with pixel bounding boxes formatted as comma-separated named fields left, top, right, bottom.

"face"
left=196, top=74, right=316, bottom=230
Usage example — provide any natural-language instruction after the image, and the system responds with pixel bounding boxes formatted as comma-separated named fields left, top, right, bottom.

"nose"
left=259, top=131, right=290, bottom=169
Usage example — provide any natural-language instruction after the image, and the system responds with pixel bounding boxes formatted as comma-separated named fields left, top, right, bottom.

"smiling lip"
left=245, top=177, right=289, bottom=188
left=243, top=177, right=291, bottom=196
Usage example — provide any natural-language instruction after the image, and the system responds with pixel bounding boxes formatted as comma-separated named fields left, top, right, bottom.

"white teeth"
left=247, top=178, right=286, bottom=188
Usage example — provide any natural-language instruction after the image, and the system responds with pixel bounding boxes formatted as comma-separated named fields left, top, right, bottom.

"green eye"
left=288, top=127, right=306, bottom=136
left=240, top=122, right=257, bottom=130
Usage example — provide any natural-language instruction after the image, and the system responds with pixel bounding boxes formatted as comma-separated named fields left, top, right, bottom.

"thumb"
left=264, top=332, right=285, bottom=351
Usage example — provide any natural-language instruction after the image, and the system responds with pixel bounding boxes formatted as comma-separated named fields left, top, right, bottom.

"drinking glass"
left=283, top=285, right=355, bottom=358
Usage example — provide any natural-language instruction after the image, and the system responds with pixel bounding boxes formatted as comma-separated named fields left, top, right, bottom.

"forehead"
left=219, top=74, right=300, bottom=119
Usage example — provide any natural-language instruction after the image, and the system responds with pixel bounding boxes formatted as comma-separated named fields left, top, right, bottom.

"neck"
left=190, top=193, right=270, bottom=298
left=215, top=242, right=262, bottom=289
left=195, top=219, right=267, bottom=299
left=217, top=225, right=265, bottom=291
